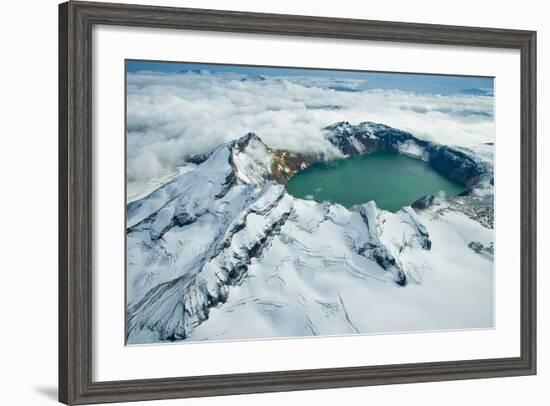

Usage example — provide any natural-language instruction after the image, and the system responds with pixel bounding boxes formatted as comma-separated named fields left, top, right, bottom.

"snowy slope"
left=126, top=123, right=494, bottom=344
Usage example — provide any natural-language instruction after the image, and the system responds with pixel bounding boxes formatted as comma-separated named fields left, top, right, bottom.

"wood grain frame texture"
left=58, top=1, right=537, bottom=404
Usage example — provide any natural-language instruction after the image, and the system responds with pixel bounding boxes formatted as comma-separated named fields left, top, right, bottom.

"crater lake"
left=285, top=151, right=465, bottom=212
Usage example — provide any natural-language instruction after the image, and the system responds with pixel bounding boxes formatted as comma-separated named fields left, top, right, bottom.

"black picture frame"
left=59, top=1, right=537, bottom=404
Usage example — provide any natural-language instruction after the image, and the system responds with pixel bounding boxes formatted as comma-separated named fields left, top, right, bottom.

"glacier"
left=126, top=122, right=494, bottom=344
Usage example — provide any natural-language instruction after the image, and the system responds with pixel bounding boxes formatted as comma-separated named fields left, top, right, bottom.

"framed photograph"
left=59, top=1, right=537, bottom=404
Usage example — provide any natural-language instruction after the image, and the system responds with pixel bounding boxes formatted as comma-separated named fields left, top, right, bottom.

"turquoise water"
left=285, top=152, right=465, bottom=212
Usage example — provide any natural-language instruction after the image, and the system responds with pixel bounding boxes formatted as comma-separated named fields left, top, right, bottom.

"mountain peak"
left=323, top=121, right=352, bottom=132
left=227, top=133, right=274, bottom=186
left=232, top=132, right=264, bottom=151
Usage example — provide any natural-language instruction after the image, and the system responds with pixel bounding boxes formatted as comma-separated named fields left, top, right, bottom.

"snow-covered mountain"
left=126, top=123, right=494, bottom=344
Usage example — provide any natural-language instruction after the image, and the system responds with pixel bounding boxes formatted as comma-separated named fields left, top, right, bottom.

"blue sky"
left=126, top=60, right=493, bottom=95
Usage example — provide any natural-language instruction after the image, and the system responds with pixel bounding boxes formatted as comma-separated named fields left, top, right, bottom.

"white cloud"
left=126, top=70, right=494, bottom=193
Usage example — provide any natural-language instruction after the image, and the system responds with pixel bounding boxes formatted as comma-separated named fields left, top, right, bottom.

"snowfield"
left=126, top=123, right=494, bottom=344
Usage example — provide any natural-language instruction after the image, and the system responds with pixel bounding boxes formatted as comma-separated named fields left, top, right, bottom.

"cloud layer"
left=127, top=70, right=494, bottom=194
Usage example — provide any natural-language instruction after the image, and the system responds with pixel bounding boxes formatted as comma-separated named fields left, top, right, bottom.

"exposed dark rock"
left=233, top=132, right=262, bottom=151
left=269, top=150, right=315, bottom=184
left=412, top=194, right=435, bottom=210
left=173, top=211, right=197, bottom=228
left=427, top=146, right=483, bottom=186
left=468, top=241, right=484, bottom=254
left=323, top=121, right=487, bottom=188
left=446, top=194, right=494, bottom=229
left=214, top=170, right=237, bottom=199
left=324, top=121, right=430, bottom=157
left=186, top=150, right=213, bottom=164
